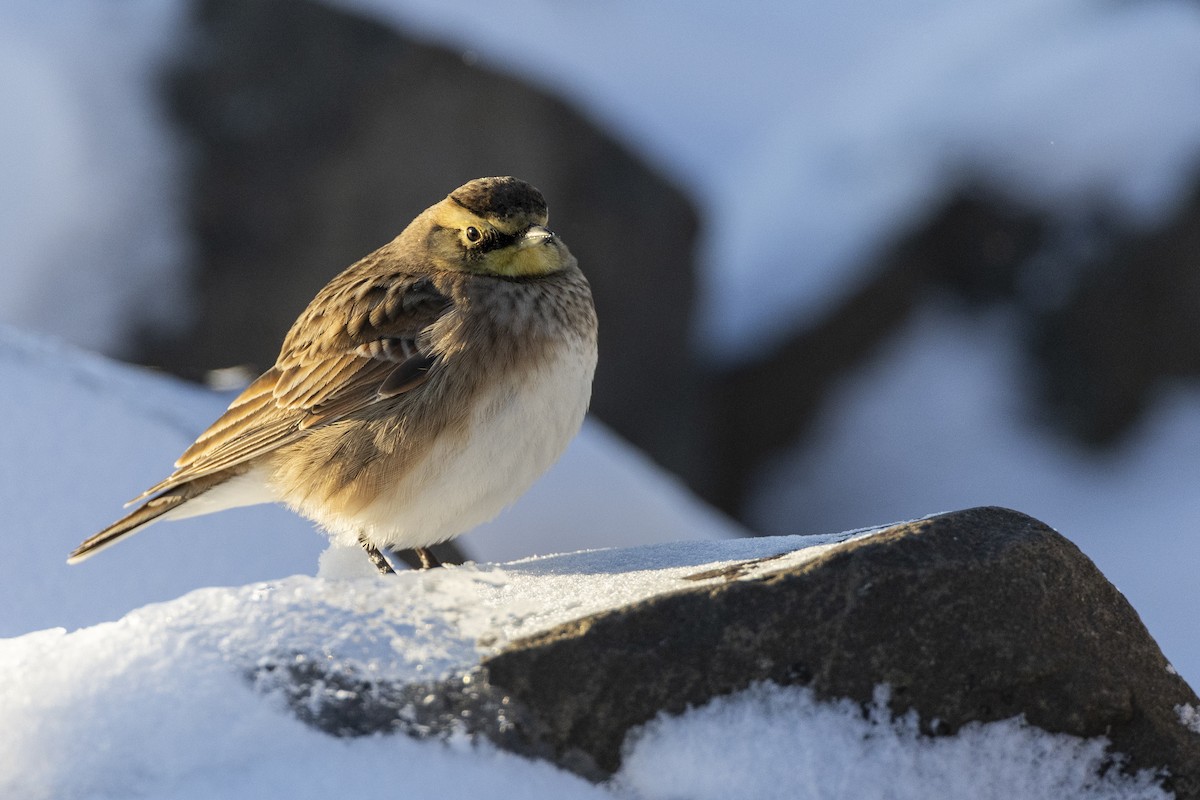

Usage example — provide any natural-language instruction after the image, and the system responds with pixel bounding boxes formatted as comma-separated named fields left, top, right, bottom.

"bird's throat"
left=490, top=245, right=563, bottom=277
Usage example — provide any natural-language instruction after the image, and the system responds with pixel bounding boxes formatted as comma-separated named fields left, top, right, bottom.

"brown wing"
left=131, top=272, right=453, bottom=502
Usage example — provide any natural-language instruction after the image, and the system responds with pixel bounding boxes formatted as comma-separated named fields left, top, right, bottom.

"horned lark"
left=69, top=177, right=597, bottom=574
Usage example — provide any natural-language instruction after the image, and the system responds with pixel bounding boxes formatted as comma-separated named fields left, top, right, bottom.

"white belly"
left=331, top=338, right=596, bottom=550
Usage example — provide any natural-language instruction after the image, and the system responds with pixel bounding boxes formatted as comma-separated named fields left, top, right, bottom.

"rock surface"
left=263, top=506, right=1200, bottom=793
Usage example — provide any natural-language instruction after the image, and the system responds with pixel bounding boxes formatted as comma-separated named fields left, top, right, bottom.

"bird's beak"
left=519, top=225, right=556, bottom=248
left=501, top=224, right=565, bottom=276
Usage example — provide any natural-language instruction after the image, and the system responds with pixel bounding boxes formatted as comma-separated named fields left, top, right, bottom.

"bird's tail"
left=67, top=493, right=188, bottom=564
left=68, top=467, right=273, bottom=565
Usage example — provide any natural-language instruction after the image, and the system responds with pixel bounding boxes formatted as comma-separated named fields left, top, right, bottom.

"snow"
left=15, top=531, right=873, bottom=710
left=749, top=303, right=1200, bottom=688
left=620, top=685, right=1170, bottom=800
left=3, top=2, right=1198, bottom=680
left=1179, top=704, right=1200, bottom=736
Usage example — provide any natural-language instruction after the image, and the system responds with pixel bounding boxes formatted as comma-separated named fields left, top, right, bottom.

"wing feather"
left=274, top=354, right=356, bottom=408
left=134, top=271, right=454, bottom=501
left=176, top=371, right=279, bottom=465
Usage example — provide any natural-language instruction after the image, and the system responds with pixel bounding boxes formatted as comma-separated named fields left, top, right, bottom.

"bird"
left=69, top=176, right=598, bottom=574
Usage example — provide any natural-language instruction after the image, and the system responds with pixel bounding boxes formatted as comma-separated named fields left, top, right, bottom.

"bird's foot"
left=361, top=540, right=461, bottom=572
left=358, top=536, right=396, bottom=575
left=414, top=547, right=441, bottom=570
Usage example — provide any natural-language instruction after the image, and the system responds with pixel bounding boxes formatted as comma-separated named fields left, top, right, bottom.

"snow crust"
left=621, top=685, right=1171, bottom=800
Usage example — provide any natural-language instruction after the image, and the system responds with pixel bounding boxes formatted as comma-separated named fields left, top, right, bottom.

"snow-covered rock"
left=262, top=508, right=1200, bottom=792
left=2, top=507, right=1194, bottom=800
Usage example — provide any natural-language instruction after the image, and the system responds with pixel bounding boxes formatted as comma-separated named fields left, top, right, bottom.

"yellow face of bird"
left=430, top=202, right=570, bottom=278
left=405, top=177, right=572, bottom=279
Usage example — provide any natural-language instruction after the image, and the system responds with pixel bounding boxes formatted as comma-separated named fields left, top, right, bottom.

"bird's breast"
left=296, top=332, right=597, bottom=550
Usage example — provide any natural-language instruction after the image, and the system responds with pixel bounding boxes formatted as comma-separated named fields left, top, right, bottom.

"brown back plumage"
left=70, top=176, right=585, bottom=566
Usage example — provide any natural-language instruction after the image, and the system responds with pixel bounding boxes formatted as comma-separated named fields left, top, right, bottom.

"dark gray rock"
left=257, top=506, right=1200, bottom=793
left=144, top=0, right=704, bottom=484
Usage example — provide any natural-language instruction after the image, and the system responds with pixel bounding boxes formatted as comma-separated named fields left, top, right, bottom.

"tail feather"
left=68, top=495, right=186, bottom=564
left=69, top=466, right=273, bottom=565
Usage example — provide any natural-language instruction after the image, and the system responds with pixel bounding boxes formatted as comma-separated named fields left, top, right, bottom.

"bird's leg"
left=358, top=534, right=396, bottom=575
left=414, top=547, right=442, bottom=570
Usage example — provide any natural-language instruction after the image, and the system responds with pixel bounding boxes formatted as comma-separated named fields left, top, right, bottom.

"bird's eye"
left=465, top=226, right=482, bottom=243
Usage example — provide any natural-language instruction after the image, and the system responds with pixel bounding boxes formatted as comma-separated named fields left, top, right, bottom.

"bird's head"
left=411, top=177, right=573, bottom=278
